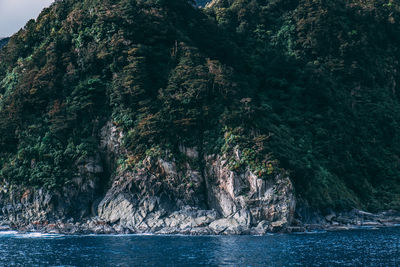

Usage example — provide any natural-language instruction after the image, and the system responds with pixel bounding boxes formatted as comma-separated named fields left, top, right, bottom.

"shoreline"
left=292, top=209, right=400, bottom=233
left=1, top=224, right=399, bottom=237
left=1, top=209, right=399, bottom=236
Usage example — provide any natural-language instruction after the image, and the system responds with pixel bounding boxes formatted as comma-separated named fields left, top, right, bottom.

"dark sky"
left=0, top=0, right=54, bottom=37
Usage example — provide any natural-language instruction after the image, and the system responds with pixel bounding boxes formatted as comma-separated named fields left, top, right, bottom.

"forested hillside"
left=0, top=0, right=399, bottom=218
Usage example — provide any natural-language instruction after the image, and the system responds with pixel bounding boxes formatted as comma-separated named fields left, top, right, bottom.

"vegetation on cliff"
left=0, top=0, right=399, bottom=213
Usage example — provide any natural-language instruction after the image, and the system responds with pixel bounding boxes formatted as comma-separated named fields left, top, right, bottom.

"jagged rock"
left=209, top=218, right=241, bottom=234
left=325, top=214, right=336, bottom=222
left=253, top=220, right=270, bottom=235
left=205, top=152, right=295, bottom=229
left=0, top=153, right=103, bottom=229
left=269, top=219, right=288, bottom=232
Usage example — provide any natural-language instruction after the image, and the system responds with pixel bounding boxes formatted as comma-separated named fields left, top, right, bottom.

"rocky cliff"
left=0, top=121, right=295, bottom=234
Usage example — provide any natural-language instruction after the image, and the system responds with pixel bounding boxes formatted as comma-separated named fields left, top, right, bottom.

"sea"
left=0, top=227, right=399, bottom=266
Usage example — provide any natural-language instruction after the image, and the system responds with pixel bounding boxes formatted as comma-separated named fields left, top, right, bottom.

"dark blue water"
left=0, top=227, right=399, bottom=266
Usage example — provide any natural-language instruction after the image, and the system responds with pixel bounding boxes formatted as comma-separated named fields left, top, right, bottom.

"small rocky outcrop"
left=205, top=154, right=295, bottom=234
left=0, top=155, right=103, bottom=230
left=294, top=200, right=400, bottom=232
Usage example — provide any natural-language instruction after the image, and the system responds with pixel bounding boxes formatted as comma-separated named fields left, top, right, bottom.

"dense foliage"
left=0, top=38, right=9, bottom=49
left=0, top=0, right=399, bottom=212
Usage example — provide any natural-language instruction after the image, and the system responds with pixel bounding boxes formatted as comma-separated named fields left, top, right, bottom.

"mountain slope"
left=0, top=0, right=399, bottom=233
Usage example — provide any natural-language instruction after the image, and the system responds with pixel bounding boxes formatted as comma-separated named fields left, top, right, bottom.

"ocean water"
left=0, top=227, right=399, bottom=266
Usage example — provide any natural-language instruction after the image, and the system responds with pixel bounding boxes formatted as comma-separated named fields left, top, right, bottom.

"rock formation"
left=0, top=121, right=296, bottom=234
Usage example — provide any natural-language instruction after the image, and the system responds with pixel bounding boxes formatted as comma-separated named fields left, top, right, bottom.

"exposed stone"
left=325, top=214, right=336, bottom=222
left=209, top=218, right=240, bottom=234
left=253, top=220, right=270, bottom=235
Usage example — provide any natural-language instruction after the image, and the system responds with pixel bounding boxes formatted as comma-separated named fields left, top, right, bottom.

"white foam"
left=0, top=231, right=66, bottom=239
left=0, top=231, right=18, bottom=236
left=23, top=232, right=44, bottom=238
left=14, top=232, right=65, bottom=239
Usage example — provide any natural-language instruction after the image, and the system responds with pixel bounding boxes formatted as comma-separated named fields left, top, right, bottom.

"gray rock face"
left=95, top=122, right=296, bottom=234
left=0, top=155, right=103, bottom=229
left=205, top=154, right=295, bottom=232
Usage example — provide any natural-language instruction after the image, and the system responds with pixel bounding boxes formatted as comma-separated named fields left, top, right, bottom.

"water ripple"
left=0, top=227, right=399, bottom=266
